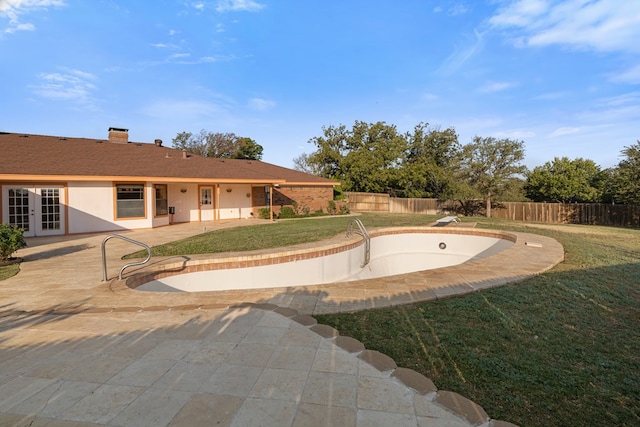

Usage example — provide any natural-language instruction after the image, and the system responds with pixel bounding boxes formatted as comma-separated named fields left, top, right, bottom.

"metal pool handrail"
left=101, top=234, right=152, bottom=281
left=346, top=218, right=370, bottom=267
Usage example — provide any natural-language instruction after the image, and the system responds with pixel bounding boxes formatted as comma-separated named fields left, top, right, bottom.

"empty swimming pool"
left=134, top=228, right=515, bottom=293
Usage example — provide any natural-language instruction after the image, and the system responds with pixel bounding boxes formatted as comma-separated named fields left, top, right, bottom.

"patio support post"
left=215, top=184, right=220, bottom=224
left=269, top=185, right=273, bottom=221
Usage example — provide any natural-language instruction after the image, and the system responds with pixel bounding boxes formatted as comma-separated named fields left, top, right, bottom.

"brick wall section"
left=252, top=186, right=267, bottom=211
left=251, top=185, right=334, bottom=215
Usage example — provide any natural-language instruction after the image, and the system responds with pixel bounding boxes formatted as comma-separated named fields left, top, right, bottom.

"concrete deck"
left=0, top=220, right=564, bottom=426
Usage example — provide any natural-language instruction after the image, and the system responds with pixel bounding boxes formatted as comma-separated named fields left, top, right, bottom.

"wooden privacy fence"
left=345, top=192, right=391, bottom=212
left=346, top=192, right=452, bottom=215
left=389, top=197, right=448, bottom=215
left=491, top=202, right=640, bottom=227
left=345, top=192, right=640, bottom=227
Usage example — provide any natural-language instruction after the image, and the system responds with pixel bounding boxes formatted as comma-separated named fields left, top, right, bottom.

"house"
left=0, top=128, right=338, bottom=237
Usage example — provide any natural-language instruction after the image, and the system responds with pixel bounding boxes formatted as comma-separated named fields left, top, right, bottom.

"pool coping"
left=111, top=227, right=565, bottom=315
left=2, top=223, right=564, bottom=427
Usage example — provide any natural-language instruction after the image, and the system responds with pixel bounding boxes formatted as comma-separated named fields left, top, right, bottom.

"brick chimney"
left=108, top=127, right=129, bottom=144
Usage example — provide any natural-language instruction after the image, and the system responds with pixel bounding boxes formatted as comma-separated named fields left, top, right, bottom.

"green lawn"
left=316, top=219, right=640, bottom=426
left=125, top=213, right=443, bottom=258
left=4, top=213, right=639, bottom=425
left=0, top=262, right=20, bottom=281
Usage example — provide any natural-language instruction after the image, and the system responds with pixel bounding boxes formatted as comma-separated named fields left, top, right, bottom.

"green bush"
left=257, top=207, right=271, bottom=219
left=327, top=200, right=337, bottom=215
left=339, top=204, right=350, bottom=215
left=278, top=206, right=296, bottom=218
left=0, top=224, right=27, bottom=261
left=292, top=201, right=311, bottom=216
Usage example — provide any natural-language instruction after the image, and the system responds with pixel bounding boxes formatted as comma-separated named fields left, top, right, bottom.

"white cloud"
left=489, top=0, right=640, bottom=53
left=248, top=97, right=275, bottom=111
left=597, top=91, right=640, bottom=107
left=215, top=0, right=265, bottom=13
left=549, top=127, right=580, bottom=137
left=489, top=0, right=547, bottom=27
left=575, top=92, right=640, bottom=125
left=432, top=4, right=468, bottom=16
left=0, top=0, right=65, bottom=33
left=160, top=53, right=235, bottom=65
left=609, top=64, right=640, bottom=84
left=151, top=43, right=180, bottom=49
left=199, top=56, right=225, bottom=63
left=30, top=69, right=97, bottom=106
left=168, top=52, right=191, bottom=60
left=478, top=81, right=517, bottom=93
left=448, top=4, right=469, bottom=16
left=438, top=29, right=485, bottom=74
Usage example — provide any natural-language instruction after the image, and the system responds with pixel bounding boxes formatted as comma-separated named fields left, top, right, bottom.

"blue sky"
left=1, top=0, right=639, bottom=170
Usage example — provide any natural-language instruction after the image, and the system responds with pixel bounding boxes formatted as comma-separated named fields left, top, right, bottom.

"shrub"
left=339, top=204, right=350, bottom=215
left=308, top=209, right=328, bottom=217
left=0, top=224, right=27, bottom=261
left=327, top=200, right=337, bottom=215
left=257, top=207, right=271, bottom=219
left=278, top=206, right=296, bottom=218
left=291, top=201, right=310, bottom=216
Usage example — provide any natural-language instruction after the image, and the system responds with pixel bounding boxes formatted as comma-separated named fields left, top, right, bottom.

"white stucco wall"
left=168, top=183, right=199, bottom=223
left=218, top=184, right=252, bottom=219
left=67, top=182, right=154, bottom=233
left=3, top=180, right=256, bottom=235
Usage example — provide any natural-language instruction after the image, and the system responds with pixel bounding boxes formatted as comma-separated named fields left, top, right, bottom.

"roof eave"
left=0, top=174, right=340, bottom=186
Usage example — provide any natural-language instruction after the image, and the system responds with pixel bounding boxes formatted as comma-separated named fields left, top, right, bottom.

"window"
left=201, top=188, right=212, bottom=205
left=116, top=184, right=145, bottom=218
left=155, top=184, right=168, bottom=216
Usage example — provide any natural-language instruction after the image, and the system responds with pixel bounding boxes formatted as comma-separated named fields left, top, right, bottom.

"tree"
left=232, top=137, right=263, bottom=160
left=525, top=157, right=603, bottom=203
left=302, top=121, right=465, bottom=198
left=306, top=121, right=405, bottom=193
left=292, top=152, right=323, bottom=175
left=458, top=136, right=526, bottom=217
left=304, top=124, right=349, bottom=179
left=401, top=124, right=461, bottom=198
left=341, top=121, right=405, bottom=193
left=172, top=130, right=263, bottom=160
left=605, top=141, right=640, bottom=204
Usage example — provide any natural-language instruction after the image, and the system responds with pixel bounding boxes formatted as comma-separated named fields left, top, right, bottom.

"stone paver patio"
left=0, top=219, right=563, bottom=426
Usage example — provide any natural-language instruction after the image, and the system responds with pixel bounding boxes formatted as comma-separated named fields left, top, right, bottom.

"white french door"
left=199, top=186, right=214, bottom=222
left=3, top=186, right=65, bottom=237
